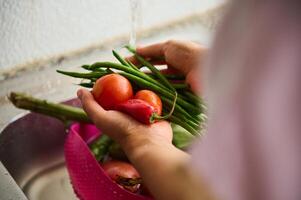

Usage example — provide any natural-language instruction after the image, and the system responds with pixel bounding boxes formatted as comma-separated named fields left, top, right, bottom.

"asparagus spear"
left=9, top=92, right=90, bottom=123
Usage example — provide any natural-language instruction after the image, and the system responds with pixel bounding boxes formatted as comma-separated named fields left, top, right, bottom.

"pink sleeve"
left=190, top=1, right=301, bottom=200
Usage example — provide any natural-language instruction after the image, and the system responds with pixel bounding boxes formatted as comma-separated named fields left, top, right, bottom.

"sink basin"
left=0, top=99, right=81, bottom=200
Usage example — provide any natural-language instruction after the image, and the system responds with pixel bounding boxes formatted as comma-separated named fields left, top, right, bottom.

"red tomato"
left=102, top=160, right=140, bottom=193
left=92, top=74, right=133, bottom=110
left=134, top=90, right=162, bottom=115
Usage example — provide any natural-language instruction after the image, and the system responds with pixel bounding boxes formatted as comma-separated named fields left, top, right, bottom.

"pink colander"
left=64, top=123, right=152, bottom=200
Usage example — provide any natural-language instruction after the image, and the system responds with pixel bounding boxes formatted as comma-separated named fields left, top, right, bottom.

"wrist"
left=120, top=134, right=175, bottom=163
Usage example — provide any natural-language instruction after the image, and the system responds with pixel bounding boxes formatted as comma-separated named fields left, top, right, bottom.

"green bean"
left=78, top=82, right=94, bottom=88
left=125, top=45, right=175, bottom=92
left=112, top=50, right=133, bottom=68
left=164, top=103, right=200, bottom=130
left=172, top=83, right=189, bottom=90
left=81, top=79, right=187, bottom=91
left=81, top=65, right=91, bottom=70
left=90, top=78, right=98, bottom=82
left=87, top=62, right=161, bottom=87
left=171, top=110, right=200, bottom=131
left=197, top=114, right=207, bottom=124
left=126, top=60, right=140, bottom=71
left=166, top=114, right=199, bottom=136
left=148, top=73, right=185, bottom=80
left=89, top=135, right=113, bottom=162
left=56, top=70, right=106, bottom=79
left=177, top=93, right=202, bottom=110
left=182, top=91, right=204, bottom=106
left=160, top=96, right=199, bottom=124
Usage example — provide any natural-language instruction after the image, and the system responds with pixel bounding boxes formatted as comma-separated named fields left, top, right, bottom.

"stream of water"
left=129, top=0, right=141, bottom=47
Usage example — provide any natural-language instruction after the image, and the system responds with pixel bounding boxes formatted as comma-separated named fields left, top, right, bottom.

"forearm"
left=122, top=137, right=215, bottom=200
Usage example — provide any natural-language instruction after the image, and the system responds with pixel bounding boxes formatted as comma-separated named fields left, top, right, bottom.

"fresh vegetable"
left=112, top=50, right=138, bottom=71
left=79, top=62, right=201, bottom=115
left=125, top=45, right=175, bottom=92
left=12, top=46, right=206, bottom=136
left=92, top=74, right=133, bottom=110
left=135, top=90, right=162, bottom=115
left=116, top=99, right=160, bottom=124
left=171, top=123, right=195, bottom=149
left=108, top=142, right=128, bottom=161
left=89, top=135, right=113, bottom=162
left=8, top=92, right=90, bottom=123
left=102, top=160, right=141, bottom=193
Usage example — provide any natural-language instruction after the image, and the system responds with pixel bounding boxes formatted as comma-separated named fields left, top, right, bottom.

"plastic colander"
left=64, top=123, right=152, bottom=200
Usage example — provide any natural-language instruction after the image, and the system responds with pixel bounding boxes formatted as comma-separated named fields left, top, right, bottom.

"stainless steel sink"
left=0, top=99, right=80, bottom=200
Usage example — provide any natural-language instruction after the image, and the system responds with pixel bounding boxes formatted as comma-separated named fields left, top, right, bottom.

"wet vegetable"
left=89, top=135, right=113, bottom=162
left=11, top=46, right=206, bottom=136
left=92, top=74, right=134, bottom=110
left=108, top=142, right=128, bottom=161
left=135, top=90, right=162, bottom=115
left=116, top=99, right=160, bottom=124
left=102, top=160, right=141, bottom=193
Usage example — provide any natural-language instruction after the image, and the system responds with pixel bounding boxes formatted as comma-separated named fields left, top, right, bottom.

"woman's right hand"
left=127, top=40, right=207, bottom=94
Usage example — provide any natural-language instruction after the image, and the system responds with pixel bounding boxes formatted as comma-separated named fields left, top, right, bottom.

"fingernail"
left=77, top=89, right=83, bottom=100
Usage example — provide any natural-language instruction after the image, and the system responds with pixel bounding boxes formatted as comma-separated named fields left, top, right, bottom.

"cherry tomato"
left=102, top=160, right=140, bottom=193
left=92, top=74, right=133, bottom=110
left=134, top=90, right=162, bottom=115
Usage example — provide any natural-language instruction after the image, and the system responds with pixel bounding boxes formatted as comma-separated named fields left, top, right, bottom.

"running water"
left=129, top=0, right=141, bottom=47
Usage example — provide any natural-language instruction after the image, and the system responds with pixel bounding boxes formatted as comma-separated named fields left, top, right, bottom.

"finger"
left=148, top=59, right=166, bottom=66
left=77, top=89, right=140, bottom=143
left=125, top=56, right=140, bottom=66
left=77, top=89, right=108, bottom=127
left=125, top=56, right=166, bottom=67
left=125, top=42, right=166, bottom=64
left=136, top=42, right=165, bottom=58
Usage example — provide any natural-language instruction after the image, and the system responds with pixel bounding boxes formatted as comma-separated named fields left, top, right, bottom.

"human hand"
left=77, top=89, right=173, bottom=158
left=127, top=40, right=207, bottom=94
left=77, top=86, right=211, bottom=200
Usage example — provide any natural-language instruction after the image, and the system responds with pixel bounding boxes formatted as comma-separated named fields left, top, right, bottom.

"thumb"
left=77, top=89, right=108, bottom=128
left=77, top=89, right=139, bottom=143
